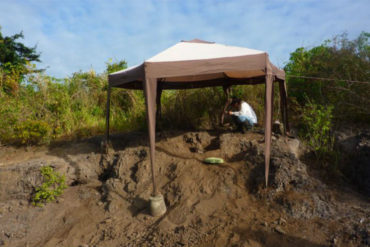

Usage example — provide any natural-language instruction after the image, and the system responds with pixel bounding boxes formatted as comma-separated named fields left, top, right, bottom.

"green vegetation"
left=301, top=100, right=334, bottom=157
left=0, top=28, right=368, bottom=148
left=285, top=32, right=370, bottom=124
left=0, top=27, right=41, bottom=94
left=285, top=32, right=369, bottom=170
left=32, top=166, right=67, bottom=207
left=159, top=83, right=279, bottom=130
left=0, top=57, right=145, bottom=144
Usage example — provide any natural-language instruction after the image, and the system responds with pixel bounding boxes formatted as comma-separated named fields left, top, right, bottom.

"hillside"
left=0, top=130, right=369, bottom=247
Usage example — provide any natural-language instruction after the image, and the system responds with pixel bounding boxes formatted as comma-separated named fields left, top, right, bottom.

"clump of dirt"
left=0, top=131, right=369, bottom=247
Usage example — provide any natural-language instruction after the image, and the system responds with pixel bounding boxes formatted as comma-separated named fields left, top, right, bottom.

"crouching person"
left=227, top=97, right=257, bottom=133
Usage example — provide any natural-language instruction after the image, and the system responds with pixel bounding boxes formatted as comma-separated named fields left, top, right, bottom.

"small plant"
left=32, top=166, right=67, bottom=207
left=301, top=100, right=334, bottom=158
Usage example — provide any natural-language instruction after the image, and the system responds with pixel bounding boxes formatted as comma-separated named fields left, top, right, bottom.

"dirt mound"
left=0, top=131, right=369, bottom=247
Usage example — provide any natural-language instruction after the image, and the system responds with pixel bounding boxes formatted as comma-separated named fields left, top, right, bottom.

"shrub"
left=285, top=32, right=370, bottom=124
left=13, top=120, right=51, bottom=145
left=32, top=166, right=67, bottom=207
left=301, top=100, right=334, bottom=158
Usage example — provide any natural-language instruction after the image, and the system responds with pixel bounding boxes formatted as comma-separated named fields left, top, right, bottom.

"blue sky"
left=0, top=0, right=369, bottom=78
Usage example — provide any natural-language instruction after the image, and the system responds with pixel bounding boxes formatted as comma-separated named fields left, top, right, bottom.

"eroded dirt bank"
left=0, top=131, right=369, bottom=247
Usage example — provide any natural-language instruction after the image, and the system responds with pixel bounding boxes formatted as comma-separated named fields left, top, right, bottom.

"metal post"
left=279, top=80, right=289, bottom=134
left=156, top=84, right=163, bottom=122
left=105, top=85, right=111, bottom=144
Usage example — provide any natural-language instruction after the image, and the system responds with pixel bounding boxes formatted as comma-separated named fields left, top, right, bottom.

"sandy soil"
left=0, top=130, right=369, bottom=247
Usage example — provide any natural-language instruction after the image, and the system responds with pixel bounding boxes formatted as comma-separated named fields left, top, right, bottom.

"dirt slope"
left=0, top=131, right=368, bottom=247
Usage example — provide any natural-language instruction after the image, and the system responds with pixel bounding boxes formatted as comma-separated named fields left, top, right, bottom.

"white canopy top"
left=109, top=39, right=285, bottom=88
left=147, top=40, right=265, bottom=63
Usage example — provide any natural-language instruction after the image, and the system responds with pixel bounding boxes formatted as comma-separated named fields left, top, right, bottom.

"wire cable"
left=286, top=75, right=370, bottom=84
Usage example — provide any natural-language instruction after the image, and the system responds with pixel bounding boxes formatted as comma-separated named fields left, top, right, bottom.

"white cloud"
left=0, top=0, right=369, bottom=78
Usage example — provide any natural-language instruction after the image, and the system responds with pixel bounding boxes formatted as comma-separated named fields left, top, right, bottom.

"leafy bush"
left=13, top=120, right=51, bottom=145
left=285, top=32, right=370, bottom=124
left=32, top=166, right=67, bottom=207
left=301, top=101, right=334, bottom=157
left=0, top=59, right=146, bottom=145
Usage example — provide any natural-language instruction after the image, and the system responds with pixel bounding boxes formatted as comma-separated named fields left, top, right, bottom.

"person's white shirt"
left=231, top=101, right=257, bottom=124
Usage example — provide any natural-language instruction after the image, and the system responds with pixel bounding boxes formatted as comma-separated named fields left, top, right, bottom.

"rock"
left=274, top=226, right=286, bottom=235
left=242, top=239, right=262, bottom=247
left=230, top=233, right=240, bottom=243
left=103, top=218, right=112, bottom=224
left=56, top=197, right=64, bottom=203
left=286, top=138, right=300, bottom=159
left=278, top=217, right=287, bottom=226
left=335, top=130, right=358, bottom=153
left=124, top=181, right=136, bottom=193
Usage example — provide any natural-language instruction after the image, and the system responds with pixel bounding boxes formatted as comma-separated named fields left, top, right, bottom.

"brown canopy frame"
left=106, top=40, right=289, bottom=196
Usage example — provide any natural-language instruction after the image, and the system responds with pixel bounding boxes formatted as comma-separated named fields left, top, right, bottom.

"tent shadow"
left=128, top=196, right=151, bottom=217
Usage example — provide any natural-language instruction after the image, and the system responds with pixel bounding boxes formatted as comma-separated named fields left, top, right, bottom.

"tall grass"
left=0, top=68, right=145, bottom=145
left=0, top=63, right=285, bottom=145
left=159, top=83, right=282, bottom=130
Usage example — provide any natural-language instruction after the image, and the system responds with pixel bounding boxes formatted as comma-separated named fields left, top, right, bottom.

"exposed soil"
left=0, top=130, right=369, bottom=247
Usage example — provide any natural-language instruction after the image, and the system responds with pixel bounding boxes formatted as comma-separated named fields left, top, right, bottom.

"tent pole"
left=105, top=85, right=111, bottom=144
left=144, top=77, right=166, bottom=217
left=220, top=85, right=231, bottom=126
left=156, top=84, right=163, bottom=123
left=264, top=74, right=274, bottom=187
left=279, top=80, right=289, bottom=134
left=143, top=78, right=158, bottom=196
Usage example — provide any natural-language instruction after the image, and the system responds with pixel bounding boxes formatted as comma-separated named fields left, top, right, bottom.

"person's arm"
left=229, top=110, right=241, bottom=116
left=229, top=111, right=241, bottom=116
left=230, top=102, right=247, bottom=116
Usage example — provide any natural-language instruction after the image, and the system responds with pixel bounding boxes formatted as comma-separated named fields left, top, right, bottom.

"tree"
left=285, top=32, right=370, bottom=123
left=0, top=27, right=41, bottom=94
left=105, top=59, right=127, bottom=74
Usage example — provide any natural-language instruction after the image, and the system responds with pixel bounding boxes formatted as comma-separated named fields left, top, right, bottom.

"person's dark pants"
left=232, top=115, right=254, bottom=133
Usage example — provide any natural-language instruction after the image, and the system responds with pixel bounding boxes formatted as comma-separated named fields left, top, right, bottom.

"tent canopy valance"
left=106, top=39, right=289, bottom=198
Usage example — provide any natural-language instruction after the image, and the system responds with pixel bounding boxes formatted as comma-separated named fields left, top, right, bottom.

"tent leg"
left=144, top=78, right=167, bottom=216
left=156, top=85, right=163, bottom=123
left=220, top=85, right=231, bottom=126
left=264, top=74, right=274, bottom=187
left=105, top=85, right=111, bottom=144
left=143, top=78, right=159, bottom=196
left=279, top=80, right=289, bottom=134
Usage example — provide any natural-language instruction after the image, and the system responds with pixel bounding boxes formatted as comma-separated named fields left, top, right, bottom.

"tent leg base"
left=150, top=194, right=167, bottom=217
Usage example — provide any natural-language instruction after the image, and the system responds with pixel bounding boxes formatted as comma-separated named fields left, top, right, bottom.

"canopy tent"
left=107, top=39, right=289, bottom=197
